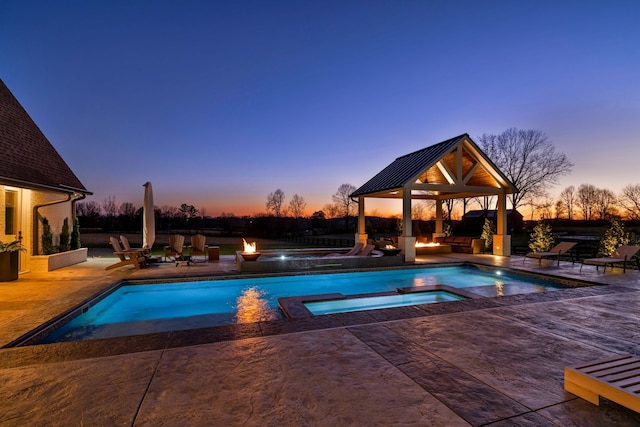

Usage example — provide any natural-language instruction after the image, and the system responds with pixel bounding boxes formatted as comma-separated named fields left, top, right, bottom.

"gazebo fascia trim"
left=461, top=137, right=517, bottom=191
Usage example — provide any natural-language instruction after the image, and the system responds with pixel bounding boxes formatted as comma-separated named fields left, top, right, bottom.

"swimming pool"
left=33, top=265, right=575, bottom=343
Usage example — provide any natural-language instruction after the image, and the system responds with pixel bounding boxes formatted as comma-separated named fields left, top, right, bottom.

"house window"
left=5, top=190, right=17, bottom=234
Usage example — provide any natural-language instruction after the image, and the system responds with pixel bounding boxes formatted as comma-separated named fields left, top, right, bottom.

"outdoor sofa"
left=434, top=236, right=485, bottom=254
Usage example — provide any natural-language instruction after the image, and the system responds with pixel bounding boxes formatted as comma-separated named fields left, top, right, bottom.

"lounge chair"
left=325, top=243, right=363, bottom=257
left=188, top=234, right=208, bottom=261
left=163, top=234, right=185, bottom=261
left=580, top=245, right=640, bottom=273
left=524, top=241, right=576, bottom=266
left=105, top=237, right=147, bottom=270
left=358, top=244, right=375, bottom=257
left=565, top=354, right=640, bottom=412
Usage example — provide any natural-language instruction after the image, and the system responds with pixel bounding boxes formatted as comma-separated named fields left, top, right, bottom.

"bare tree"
left=471, top=195, right=495, bottom=213
left=332, top=183, right=357, bottom=231
left=461, top=198, right=472, bottom=218
left=76, top=201, right=101, bottom=218
left=593, top=188, right=616, bottom=220
left=160, top=205, right=179, bottom=219
left=118, top=202, right=138, bottom=232
left=558, top=186, right=576, bottom=220
left=323, top=203, right=340, bottom=219
left=102, top=195, right=117, bottom=218
left=554, top=200, right=567, bottom=220
left=76, top=201, right=102, bottom=228
left=332, top=184, right=357, bottom=215
left=412, top=201, right=430, bottom=220
left=103, top=195, right=117, bottom=230
left=443, top=198, right=458, bottom=222
left=119, top=202, right=136, bottom=217
left=618, top=184, right=640, bottom=220
left=478, top=128, right=573, bottom=210
left=535, top=195, right=555, bottom=220
left=522, top=194, right=538, bottom=221
left=266, top=189, right=285, bottom=217
left=576, top=184, right=597, bottom=220
left=180, top=204, right=199, bottom=220
left=288, top=194, right=307, bottom=219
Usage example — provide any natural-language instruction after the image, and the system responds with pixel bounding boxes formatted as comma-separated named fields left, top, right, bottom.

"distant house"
left=0, top=79, right=91, bottom=272
left=463, top=209, right=524, bottom=232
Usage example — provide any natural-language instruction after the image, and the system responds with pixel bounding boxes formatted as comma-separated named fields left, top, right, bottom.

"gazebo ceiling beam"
left=410, top=183, right=504, bottom=194
left=462, top=163, right=480, bottom=185
left=464, top=143, right=512, bottom=188
left=410, top=193, right=496, bottom=201
left=358, top=189, right=505, bottom=200
left=435, top=161, right=456, bottom=185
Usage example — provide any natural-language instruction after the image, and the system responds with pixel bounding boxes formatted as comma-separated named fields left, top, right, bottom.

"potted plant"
left=0, top=240, right=26, bottom=282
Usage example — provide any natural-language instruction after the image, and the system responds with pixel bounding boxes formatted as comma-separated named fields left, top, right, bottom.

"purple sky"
left=2, top=1, right=639, bottom=217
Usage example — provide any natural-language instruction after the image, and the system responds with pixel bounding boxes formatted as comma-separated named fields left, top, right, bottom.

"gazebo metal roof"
left=350, top=133, right=517, bottom=200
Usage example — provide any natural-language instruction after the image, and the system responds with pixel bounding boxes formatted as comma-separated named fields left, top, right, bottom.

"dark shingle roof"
left=0, top=79, right=88, bottom=193
left=350, top=134, right=468, bottom=197
left=463, top=209, right=520, bottom=219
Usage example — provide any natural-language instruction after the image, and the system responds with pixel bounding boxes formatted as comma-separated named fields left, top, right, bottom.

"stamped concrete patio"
left=1, top=253, right=640, bottom=426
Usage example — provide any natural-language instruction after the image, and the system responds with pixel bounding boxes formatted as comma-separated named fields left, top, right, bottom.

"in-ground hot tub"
left=279, top=284, right=480, bottom=317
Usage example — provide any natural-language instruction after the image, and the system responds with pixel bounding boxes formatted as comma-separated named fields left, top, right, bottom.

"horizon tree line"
left=76, top=127, right=640, bottom=231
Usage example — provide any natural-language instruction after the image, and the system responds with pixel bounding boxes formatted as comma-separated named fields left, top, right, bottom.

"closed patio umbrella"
left=142, top=182, right=155, bottom=250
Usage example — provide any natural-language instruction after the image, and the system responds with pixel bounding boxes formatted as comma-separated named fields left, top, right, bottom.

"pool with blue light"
left=33, top=265, right=577, bottom=343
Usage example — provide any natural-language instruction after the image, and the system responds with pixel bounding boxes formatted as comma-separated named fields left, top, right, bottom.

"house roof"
left=350, top=133, right=517, bottom=200
left=0, top=79, right=89, bottom=194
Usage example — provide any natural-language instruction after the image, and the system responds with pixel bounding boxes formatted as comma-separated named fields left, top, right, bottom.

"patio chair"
left=524, top=241, right=577, bottom=266
left=325, top=242, right=363, bottom=257
left=119, top=235, right=144, bottom=255
left=163, top=234, right=185, bottom=261
left=188, top=234, right=208, bottom=261
left=120, top=235, right=162, bottom=263
left=105, top=237, right=147, bottom=270
left=580, top=245, right=640, bottom=273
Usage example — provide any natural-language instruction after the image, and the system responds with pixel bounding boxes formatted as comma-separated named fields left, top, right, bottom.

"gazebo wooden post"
left=356, top=196, right=368, bottom=246
left=433, top=199, right=444, bottom=241
left=492, top=191, right=511, bottom=256
left=399, top=189, right=416, bottom=262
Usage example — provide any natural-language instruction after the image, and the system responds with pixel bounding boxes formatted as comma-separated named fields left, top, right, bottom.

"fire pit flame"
left=243, top=239, right=257, bottom=253
left=241, top=239, right=261, bottom=261
left=415, top=242, right=441, bottom=248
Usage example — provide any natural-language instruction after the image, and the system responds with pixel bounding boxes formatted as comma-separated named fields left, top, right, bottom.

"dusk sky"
left=2, top=1, right=639, bottom=218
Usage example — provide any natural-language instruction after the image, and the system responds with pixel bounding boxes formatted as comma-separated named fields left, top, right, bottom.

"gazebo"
left=350, top=133, right=518, bottom=261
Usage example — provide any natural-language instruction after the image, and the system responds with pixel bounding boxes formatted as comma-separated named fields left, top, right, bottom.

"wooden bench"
left=564, top=354, right=640, bottom=412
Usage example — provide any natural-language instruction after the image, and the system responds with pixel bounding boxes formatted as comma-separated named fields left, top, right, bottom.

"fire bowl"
left=241, top=252, right=261, bottom=261
left=380, top=248, right=401, bottom=256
